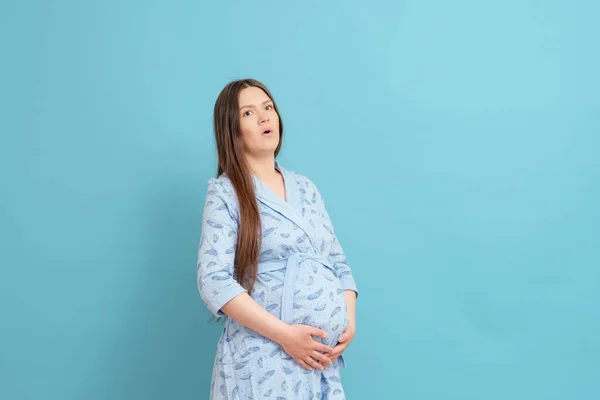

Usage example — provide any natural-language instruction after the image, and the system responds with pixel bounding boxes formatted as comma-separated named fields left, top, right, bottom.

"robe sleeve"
left=196, top=179, right=247, bottom=317
left=312, top=180, right=359, bottom=298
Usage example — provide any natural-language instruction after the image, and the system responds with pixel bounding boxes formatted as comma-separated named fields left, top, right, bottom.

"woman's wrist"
left=271, top=320, right=292, bottom=345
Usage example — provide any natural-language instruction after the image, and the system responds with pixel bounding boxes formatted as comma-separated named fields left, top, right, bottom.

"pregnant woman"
left=196, top=78, right=359, bottom=399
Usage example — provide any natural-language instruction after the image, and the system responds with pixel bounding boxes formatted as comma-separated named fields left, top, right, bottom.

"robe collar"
left=251, top=160, right=318, bottom=250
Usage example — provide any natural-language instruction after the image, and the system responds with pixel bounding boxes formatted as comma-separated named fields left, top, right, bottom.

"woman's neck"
left=246, top=155, right=278, bottom=182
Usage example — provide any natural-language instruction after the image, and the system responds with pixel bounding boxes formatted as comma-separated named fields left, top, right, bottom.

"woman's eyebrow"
left=239, top=99, right=272, bottom=110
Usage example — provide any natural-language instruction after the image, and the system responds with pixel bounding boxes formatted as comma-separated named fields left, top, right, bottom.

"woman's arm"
left=309, top=178, right=359, bottom=362
left=310, top=179, right=359, bottom=298
left=219, top=292, right=290, bottom=344
left=343, top=289, right=357, bottom=327
left=219, top=293, right=334, bottom=370
left=197, top=179, right=334, bottom=370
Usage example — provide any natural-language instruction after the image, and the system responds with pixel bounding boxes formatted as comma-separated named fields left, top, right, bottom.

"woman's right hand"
left=277, top=324, right=334, bottom=371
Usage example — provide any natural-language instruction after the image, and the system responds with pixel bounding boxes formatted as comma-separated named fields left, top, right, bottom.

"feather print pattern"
left=259, top=370, right=276, bottom=385
left=307, top=288, right=323, bottom=300
left=197, top=162, right=357, bottom=399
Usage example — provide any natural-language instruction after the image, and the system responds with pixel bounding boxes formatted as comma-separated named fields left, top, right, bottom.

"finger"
left=297, top=359, right=312, bottom=371
left=339, top=327, right=349, bottom=341
left=329, top=343, right=346, bottom=357
left=305, top=356, right=324, bottom=371
left=312, top=350, right=332, bottom=366
left=331, top=343, right=343, bottom=352
left=310, top=327, right=328, bottom=339
left=315, top=343, right=335, bottom=354
left=339, top=327, right=353, bottom=342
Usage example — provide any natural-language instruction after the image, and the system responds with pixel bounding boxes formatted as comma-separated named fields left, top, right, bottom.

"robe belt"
left=257, top=253, right=334, bottom=325
left=256, top=253, right=346, bottom=367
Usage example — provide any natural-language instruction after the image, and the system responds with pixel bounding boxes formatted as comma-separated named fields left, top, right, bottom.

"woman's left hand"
left=323, top=322, right=356, bottom=363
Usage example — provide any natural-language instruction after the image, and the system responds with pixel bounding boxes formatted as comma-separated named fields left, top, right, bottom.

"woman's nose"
left=259, top=113, right=270, bottom=124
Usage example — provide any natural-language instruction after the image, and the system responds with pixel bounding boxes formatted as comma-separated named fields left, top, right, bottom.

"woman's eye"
left=266, top=105, right=273, bottom=110
left=243, top=110, right=252, bottom=117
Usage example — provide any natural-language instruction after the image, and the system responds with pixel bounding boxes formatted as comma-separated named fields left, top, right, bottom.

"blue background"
left=2, top=1, right=599, bottom=399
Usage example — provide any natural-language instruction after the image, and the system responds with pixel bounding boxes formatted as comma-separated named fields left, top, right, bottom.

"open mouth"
left=262, top=129, right=273, bottom=136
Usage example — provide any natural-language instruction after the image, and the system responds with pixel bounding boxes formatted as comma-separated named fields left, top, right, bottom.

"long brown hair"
left=213, top=79, right=284, bottom=294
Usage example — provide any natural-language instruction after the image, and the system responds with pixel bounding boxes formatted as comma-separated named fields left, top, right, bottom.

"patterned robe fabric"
left=197, top=161, right=358, bottom=399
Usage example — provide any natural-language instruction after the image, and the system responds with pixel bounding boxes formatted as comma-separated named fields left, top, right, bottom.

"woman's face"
left=238, top=86, right=280, bottom=158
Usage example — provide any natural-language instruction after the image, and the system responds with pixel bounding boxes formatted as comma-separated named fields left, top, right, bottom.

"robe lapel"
left=252, top=162, right=319, bottom=251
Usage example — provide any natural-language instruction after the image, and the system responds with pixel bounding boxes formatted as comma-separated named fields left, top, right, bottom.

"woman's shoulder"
left=206, top=173, right=235, bottom=195
left=279, top=164, right=316, bottom=189
left=284, top=167, right=322, bottom=196
left=204, top=174, right=240, bottom=214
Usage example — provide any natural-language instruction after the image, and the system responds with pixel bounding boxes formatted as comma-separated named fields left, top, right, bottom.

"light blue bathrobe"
left=197, top=161, right=358, bottom=399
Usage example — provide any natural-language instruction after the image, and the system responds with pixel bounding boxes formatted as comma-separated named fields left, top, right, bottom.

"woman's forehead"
left=238, top=86, right=270, bottom=105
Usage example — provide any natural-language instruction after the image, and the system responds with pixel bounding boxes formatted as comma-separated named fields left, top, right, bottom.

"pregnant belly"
left=292, top=260, right=349, bottom=347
